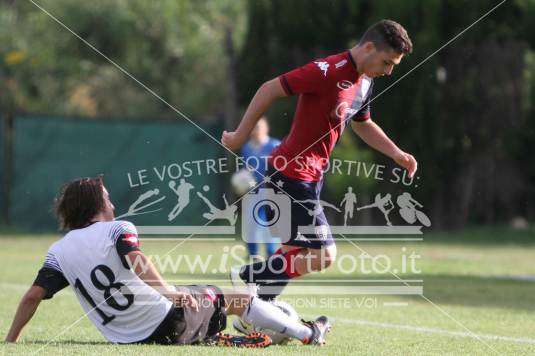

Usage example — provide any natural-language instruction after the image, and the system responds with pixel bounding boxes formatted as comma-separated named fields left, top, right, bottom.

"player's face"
left=102, top=187, right=115, bottom=220
left=362, top=43, right=403, bottom=78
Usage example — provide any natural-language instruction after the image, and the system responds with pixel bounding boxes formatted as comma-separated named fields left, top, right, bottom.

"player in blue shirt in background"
left=241, top=116, right=280, bottom=261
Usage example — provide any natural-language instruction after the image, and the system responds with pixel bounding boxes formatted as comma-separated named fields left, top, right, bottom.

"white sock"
left=241, top=297, right=312, bottom=341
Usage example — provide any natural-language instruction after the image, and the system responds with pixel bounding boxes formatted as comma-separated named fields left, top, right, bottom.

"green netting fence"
left=4, top=115, right=228, bottom=231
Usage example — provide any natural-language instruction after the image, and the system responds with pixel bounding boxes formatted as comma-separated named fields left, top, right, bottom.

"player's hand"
left=393, top=151, right=417, bottom=178
left=173, top=292, right=199, bottom=312
left=221, top=130, right=245, bottom=151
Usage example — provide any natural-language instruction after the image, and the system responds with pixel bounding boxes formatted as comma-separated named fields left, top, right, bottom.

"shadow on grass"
left=285, top=274, right=535, bottom=311
left=409, top=274, right=535, bottom=311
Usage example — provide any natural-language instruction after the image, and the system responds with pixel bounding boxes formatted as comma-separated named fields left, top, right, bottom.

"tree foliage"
left=0, top=0, right=246, bottom=119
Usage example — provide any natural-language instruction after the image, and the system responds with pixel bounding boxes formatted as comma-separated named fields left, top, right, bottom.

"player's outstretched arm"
left=221, top=78, right=286, bottom=151
left=126, top=250, right=199, bottom=312
left=5, top=286, right=46, bottom=343
left=351, top=120, right=417, bottom=178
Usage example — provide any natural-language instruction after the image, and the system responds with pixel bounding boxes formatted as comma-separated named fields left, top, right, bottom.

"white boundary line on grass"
left=336, top=318, right=535, bottom=346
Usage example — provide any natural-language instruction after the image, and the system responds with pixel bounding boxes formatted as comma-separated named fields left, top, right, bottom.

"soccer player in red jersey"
left=222, top=20, right=417, bottom=300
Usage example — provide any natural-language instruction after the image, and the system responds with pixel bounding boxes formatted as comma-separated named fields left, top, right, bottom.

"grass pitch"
left=1, top=227, right=535, bottom=355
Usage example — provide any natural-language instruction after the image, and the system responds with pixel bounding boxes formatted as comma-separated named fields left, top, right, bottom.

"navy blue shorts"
left=263, top=166, right=334, bottom=249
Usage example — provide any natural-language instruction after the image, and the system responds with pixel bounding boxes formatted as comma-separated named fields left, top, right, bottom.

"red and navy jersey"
left=268, top=51, right=373, bottom=182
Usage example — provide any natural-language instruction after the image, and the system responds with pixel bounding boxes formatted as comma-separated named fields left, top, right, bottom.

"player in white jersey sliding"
left=5, top=177, right=330, bottom=347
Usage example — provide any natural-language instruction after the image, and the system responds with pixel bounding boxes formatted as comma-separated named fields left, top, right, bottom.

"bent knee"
left=308, top=244, right=337, bottom=269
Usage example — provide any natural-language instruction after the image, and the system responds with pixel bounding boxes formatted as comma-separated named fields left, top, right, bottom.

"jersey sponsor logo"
left=335, top=59, right=348, bottom=69
left=336, top=80, right=354, bottom=90
left=335, top=101, right=360, bottom=119
left=314, top=61, right=329, bottom=77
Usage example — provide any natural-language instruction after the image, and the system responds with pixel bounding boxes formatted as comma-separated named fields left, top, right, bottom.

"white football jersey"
left=43, top=221, right=172, bottom=343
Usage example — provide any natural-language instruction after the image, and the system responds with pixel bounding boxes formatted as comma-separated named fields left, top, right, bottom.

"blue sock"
left=266, top=243, right=278, bottom=256
left=247, top=242, right=259, bottom=257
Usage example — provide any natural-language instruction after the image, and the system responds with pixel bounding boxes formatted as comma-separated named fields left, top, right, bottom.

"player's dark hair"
left=360, top=19, right=413, bottom=54
left=54, top=176, right=105, bottom=230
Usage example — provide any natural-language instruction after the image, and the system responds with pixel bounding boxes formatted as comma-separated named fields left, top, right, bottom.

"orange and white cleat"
left=216, top=332, right=272, bottom=348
